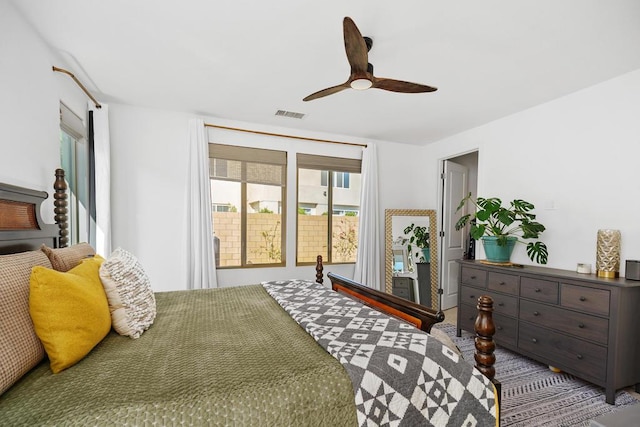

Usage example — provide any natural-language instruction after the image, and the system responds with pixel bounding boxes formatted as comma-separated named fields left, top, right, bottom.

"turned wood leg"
left=316, top=255, right=323, bottom=284
left=53, top=168, right=68, bottom=248
left=474, top=296, right=496, bottom=381
left=474, top=295, right=501, bottom=411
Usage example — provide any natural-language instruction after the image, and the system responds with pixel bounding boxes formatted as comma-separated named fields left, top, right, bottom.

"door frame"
left=436, top=150, right=479, bottom=309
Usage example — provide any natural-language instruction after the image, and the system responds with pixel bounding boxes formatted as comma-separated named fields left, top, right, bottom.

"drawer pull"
left=498, top=302, right=504, bottom=307
left=533, top=311, right=540, bottom=316
left=469, top=317, right=474, bottom=321
left=578, top=323, right=585, bottom=329
left=469, top=294, right=475, bottom=299
left=577, top=354, right=583, bottom=360
left=499, top=282, right=505, bottom=286
left=579, top=296, right=586, bottom=302
left=470, top=275, right=477, bottom=279
left=535, top=288, right=541, bottom=293
left=497, top=326, right=503, bottom=330
left=531, top=338, right=538, bottom=343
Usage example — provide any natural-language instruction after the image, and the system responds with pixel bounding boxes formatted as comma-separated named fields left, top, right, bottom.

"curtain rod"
left=52, top=66, right=102, bottom=109
left=204, top=123, right=367, bottom=148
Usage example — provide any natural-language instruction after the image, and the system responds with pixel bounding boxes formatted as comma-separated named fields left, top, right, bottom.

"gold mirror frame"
left=384, top=209, right=438, bottom=309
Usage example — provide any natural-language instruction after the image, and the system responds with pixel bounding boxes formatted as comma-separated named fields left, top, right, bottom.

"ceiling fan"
left=303, top=17, right=437, bottom=102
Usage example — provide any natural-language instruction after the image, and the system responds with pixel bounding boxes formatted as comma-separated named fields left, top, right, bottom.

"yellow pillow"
left=29, top=256, right=111, bottom=373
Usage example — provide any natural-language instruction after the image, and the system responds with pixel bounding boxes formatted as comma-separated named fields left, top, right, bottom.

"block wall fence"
left=213, top=213, right=359, bottom=266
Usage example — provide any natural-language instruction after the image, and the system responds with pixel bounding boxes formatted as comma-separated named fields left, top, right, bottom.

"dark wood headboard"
left=0, top=183, right=59, bottom=254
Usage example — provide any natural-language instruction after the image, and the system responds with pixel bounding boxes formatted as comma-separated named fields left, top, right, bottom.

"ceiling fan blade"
left=372, top=77, right=438, bottom=93
left=343, top=17, right=368, bottom=75
left=303, top=82, right=350, bottom=101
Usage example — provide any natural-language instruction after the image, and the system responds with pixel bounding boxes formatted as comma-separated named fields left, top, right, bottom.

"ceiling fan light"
left=350, top=78, right=372, bottom=90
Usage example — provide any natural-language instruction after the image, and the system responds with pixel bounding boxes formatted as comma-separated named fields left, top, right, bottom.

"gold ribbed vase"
left=596, top=229, right=621, bottom=278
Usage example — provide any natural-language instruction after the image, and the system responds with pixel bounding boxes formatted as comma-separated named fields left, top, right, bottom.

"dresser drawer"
left=460, top=285, right=484, bottom=305
left=488, top=272, right=519, bottom=295
left=459, top=303, right=517, bottom=347
left=518, top=322, right=607, bottom=382
left=461, top=286, right=517, bottom=317
left=521, top=277, right=559, bottom=304
left=488, top=291, right=518, bottom=317
left=519, top=300, right=608, bottom=345
left=458, top=302, right=477, bottom=332
left=461, top=266, right=487, bottom=288
left=561, top=284, right=610, bottom=316
left=493, top=312, right=517, bottom=347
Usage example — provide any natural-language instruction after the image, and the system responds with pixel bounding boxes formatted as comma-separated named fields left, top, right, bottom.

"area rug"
left=432, top=323, right=640, bottom=427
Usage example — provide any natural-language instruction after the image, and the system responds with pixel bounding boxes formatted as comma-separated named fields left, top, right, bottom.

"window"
left=320, top=171, right=350, bottom=188
left=297, top=154, right=362, bottom=265
left=59, top=103, right=88, bottom=245
left=209, top=144, right=286, bottom=268
left=212, top=203, right=235, bottom=213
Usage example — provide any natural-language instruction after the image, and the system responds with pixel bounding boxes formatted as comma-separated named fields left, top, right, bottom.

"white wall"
left=425, top=69, right=640, bottom=274
left=0, top=1, right=91, bottom=224
left=109, top=105, right=428, bottom=291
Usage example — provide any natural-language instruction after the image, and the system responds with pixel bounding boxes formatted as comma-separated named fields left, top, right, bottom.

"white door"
left=440, top=160, right=468, bottom=310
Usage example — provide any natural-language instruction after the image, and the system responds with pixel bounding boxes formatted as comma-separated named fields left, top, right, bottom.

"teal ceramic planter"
left=481, top=236, right=517, bottom=263
left=421, top=248, right=430, bottom=263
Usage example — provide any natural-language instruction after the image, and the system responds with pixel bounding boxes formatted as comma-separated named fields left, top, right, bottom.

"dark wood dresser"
left=456, top=259, right=640, bottom=404
left=392, top=276, right=415, bottom=302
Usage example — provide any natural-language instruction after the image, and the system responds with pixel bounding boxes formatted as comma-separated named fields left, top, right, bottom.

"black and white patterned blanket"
left=262, top=279, right=497, bottom=427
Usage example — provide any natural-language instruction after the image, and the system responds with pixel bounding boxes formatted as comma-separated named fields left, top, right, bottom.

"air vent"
left=275, top=110, right=305, bottom=119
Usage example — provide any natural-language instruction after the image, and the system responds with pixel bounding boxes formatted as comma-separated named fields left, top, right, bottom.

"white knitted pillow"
left=99, top=248, right=156, bottom=338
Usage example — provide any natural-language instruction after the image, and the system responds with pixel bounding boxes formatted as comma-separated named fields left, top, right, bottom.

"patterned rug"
left=433, top=323, right=640, bottom=427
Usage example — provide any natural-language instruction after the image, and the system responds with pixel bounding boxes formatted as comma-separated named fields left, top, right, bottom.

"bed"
left=0, top=177, right=498, bottom=426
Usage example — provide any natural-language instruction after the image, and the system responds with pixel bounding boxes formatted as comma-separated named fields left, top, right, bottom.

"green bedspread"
left=0, top=286, right=358, bottom=426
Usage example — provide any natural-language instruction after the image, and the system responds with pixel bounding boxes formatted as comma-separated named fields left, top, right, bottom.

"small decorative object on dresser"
left=596, top=229, right=621, bottom=278
left=577, top=263, right=592, bottom=274
left=625, top=260, right=640, bottom=281
left=456, top=259, right=640, bottom=404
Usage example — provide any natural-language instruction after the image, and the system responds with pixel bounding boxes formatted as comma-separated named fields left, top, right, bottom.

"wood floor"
left=442, top=306, right=457, bottom=326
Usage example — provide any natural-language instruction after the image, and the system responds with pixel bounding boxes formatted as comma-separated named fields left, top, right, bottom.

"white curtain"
left=187, top=118, right=217, bottom=289
left=353, top=143, right=381, bottom=289
left=89, top=102, right=112, bottom=257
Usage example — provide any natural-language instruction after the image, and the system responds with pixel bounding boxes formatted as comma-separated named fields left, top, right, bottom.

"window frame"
left=59, top=102, right=88, bottom=246
left=296, top=153, right=362, bottom=266
left=209, top=143, right=287, bottom=269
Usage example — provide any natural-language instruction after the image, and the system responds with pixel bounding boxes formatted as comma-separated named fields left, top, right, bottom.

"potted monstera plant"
left=455, top=193, right=548, bottom=264
left=404, top=223, right=430, bottom=263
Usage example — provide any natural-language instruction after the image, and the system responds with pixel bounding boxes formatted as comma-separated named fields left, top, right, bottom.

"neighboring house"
left=213, top=168, right=361, bottom=216
left=297, top=170, right=361, bottom=216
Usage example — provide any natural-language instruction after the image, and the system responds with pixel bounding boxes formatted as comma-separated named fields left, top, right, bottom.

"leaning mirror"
left=384, top=209, right=438, bottom=310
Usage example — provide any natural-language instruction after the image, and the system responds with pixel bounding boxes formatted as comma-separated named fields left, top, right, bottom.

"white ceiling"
left=11, top=0, right=640, bottom=145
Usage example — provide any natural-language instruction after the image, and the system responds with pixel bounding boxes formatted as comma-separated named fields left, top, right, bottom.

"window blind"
left=209, top=143, right=286, bottom=165
left=297, top=153, right=361, bottom=173
left=60, top=102, right=86, bottom=139
left=209, top=143, right=286, bottom=186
